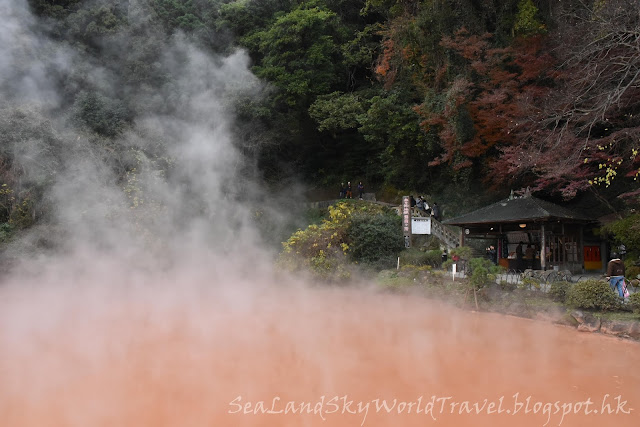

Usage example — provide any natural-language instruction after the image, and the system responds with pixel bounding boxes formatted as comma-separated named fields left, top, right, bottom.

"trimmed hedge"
left=566, top=279, right=620, bottom=311
left=629, top=292, right=640, bottom=314
left=549, top=281, right=572, bottom=303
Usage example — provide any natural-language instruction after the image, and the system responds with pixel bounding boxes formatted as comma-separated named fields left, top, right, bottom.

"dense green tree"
left=309, top=91, right=365, bottom=134
left=0, top=106, right=68, bottom=227
left=357, top=92, right=436, bottom=187
left=72, top=91, right=131, bottom=137
left=219, top=0, right=296, bottom=37
left=248, top=6, right=345, bottom=108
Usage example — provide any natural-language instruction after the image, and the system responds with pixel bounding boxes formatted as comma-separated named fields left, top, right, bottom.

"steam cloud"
left=1, top=0, right=271, bottom=274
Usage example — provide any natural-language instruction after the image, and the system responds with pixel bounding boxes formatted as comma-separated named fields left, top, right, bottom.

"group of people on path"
left=339, top=181, right=365, bottom=200
left=410, top=195, right=440, bottom=220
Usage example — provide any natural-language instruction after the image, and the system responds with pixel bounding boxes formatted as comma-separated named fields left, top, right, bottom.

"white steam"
left=0, top=0, right=269, bottom=273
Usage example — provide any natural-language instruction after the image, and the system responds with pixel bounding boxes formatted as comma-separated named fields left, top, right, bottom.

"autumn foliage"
left=372, top=1, right=640, bottom=199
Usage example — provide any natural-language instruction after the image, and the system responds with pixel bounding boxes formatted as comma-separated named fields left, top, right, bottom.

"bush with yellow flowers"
left=278, top=201, right=403, bottom=281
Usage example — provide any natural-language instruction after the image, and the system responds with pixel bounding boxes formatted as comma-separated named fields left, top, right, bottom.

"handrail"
left=430, top=216, right=460, bottom=250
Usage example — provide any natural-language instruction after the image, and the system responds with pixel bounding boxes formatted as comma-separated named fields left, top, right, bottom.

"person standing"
left=346, top=182, right=352, bottom=199
left=357, top=181, right=364, bottom=200
left=339, top=182, right=346, bottom=199
left=423, top=200, right=431, bottom=215
left=516, top=242, right=524, bottom=271
left=525, top=243, right=535, bottom=269
left=432, top=202, right=440, bottom=221
left=489, top=245, right=497, bottom=265
left=606, top=252, right=626, bottom=298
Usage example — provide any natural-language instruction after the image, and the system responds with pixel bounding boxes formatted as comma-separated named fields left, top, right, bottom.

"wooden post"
left=402, top=196, right=411, bottom=248
left=579, top=224, right=585, bottom=273
left=540, top=223, right=547, bottom=270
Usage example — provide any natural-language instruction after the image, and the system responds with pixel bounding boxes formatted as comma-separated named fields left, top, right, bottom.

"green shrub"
left=424, top=238, right=441, bottom=251
left=625, top=264, right=640, bottom=280
left=370, top=254, right=401, bottom=270
left=499, top=280, right=517, bottom=291
left=348, top=211, right=403, bottom=264
left=278, top=202, right=356, bottom=280
left=304, top=207, right=326, bottom=225
left=629, top=292, right=640, bottom=314
left=566, top=279, right=620, bottom=311
left=399, top=248, right=442, bottom=267
left=376, top=269, right=413, bottom=290
left=0, top=222, right=14, bottom=243
left=604, top=214, right=640, bottom=255
left=9, top=194, right=35, bottom=229
left=520, top=276, right=542, bottom=290
left=279, top=201, right=402, bottom=280
left=451, top=245, right=472, bottom=260
left=468, top=257, right=502, bottom=290
left=548, top=281, right=572, bottom=303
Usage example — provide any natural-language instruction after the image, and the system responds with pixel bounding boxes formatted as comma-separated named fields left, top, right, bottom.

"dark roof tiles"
left=443, top=196, right=592, bottom=226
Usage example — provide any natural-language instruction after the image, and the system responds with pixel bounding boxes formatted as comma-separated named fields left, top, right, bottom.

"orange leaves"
left=374, top=39, right=398, bottom=88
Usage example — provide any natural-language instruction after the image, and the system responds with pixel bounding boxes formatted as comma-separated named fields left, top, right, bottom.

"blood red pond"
left=1, top=281, right=638, bottom=427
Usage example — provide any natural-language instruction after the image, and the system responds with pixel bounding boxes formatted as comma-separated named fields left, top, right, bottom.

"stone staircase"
left=430, top=216, right=460, bottom=250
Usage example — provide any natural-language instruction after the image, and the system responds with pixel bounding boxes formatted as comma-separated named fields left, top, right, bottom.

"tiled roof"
left=443, top=195, right=593, bottom=226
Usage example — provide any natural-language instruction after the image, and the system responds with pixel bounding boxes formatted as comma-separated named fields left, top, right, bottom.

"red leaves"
left=415, top=29, right=558, bottom=175
left=440, top=28, right=491, bottom=62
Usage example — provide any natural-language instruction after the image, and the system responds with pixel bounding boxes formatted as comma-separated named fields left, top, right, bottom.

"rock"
left=600, top=320, right=632, bottom=336
left=506, top=302, right=532, bottom=318
left=628, top=322, right=640, bottom=340
left=538, top=270, right=554, bottom=282
left=558, top=270, right=573, bottom=282
left=484, top=284, right=504, bottom=301
left=571, top=310, right=601, bottom=332
left=571, top=310, right=585, bottom=322
left=577, top=318, right=601, bottom=332
left=557, top=313, right=580, bottom=327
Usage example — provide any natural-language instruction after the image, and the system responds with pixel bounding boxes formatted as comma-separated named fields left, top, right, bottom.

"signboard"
left=402, top=196, right=411, bottom=248
left=411, top=217, right=431, bottom=235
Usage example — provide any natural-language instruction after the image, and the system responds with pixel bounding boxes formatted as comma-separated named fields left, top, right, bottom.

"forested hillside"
left=1, top=0, right=639, bottom=255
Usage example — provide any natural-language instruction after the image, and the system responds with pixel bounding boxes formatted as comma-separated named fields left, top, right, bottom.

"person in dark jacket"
left=606, top=252, right=626, bottom=298
left=515, top=242, right=524, bottom=271
left=432, top=202, right=441, bottom=221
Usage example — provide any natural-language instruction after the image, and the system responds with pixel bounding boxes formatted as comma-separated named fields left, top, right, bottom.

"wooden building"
left=443, top=194, right=602, bottom=273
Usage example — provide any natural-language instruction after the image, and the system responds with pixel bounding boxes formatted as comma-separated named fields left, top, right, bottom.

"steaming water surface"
left=1, top=272, right=638, bottom=427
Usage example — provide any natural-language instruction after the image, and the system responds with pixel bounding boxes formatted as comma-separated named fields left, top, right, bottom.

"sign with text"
left=412, top=217, right=431, bottom=235
left=402, top=196, right=411, bottom=247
